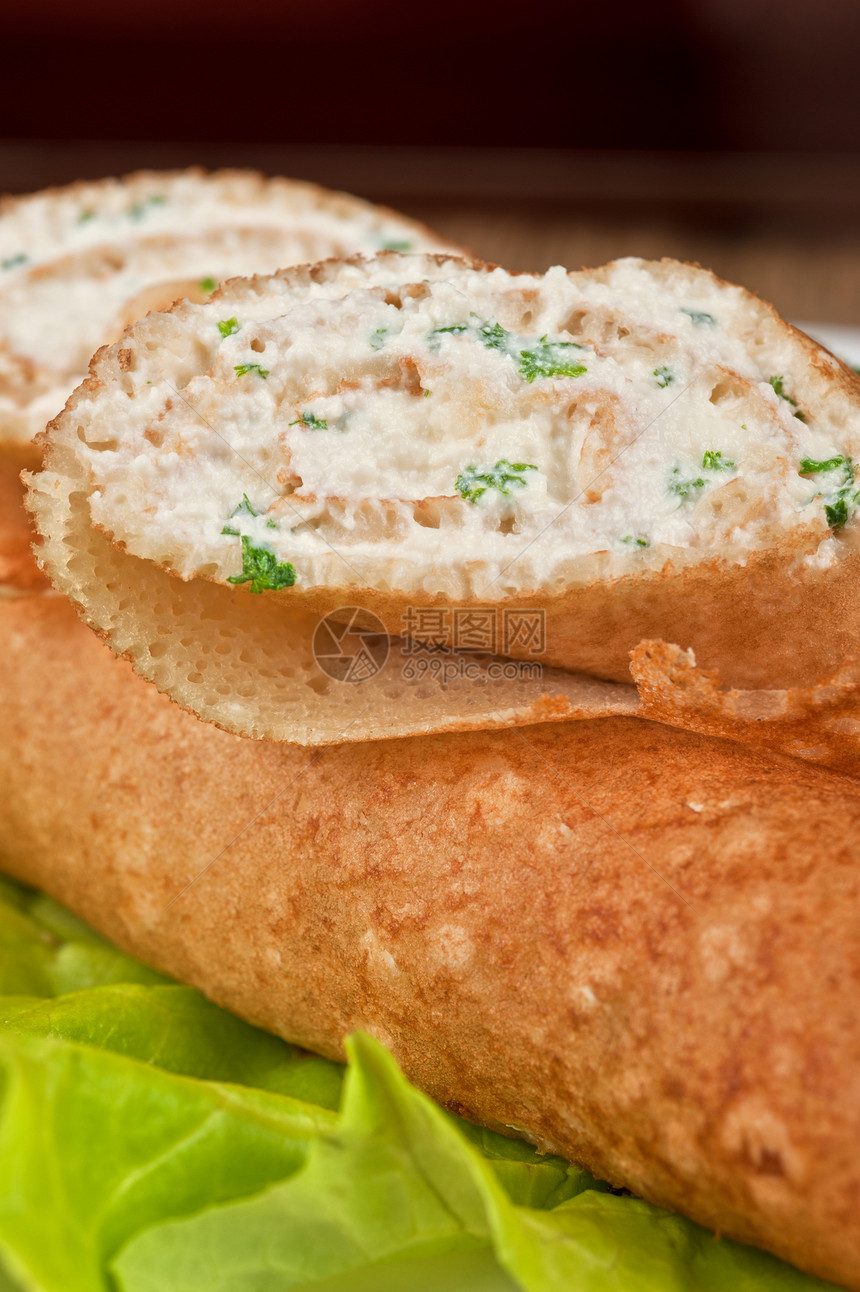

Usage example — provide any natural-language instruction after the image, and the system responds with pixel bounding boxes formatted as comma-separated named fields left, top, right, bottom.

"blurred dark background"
left=5, top=0, right=860, bottom=151
left=2, top=0, right=859, bottom=322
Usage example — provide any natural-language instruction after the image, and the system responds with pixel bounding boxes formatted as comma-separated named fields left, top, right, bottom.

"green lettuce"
left=0, top=877, right=840, bottom=1292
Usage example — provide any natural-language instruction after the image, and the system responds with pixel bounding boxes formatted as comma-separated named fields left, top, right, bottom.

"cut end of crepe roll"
left=0, top=169, right=460, bottom=455
left=21, top=253, right=637, bottom=746
left=26, top=253, right=860, bottom=740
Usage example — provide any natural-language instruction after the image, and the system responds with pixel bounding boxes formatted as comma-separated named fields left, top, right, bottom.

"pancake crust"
left=1, top=582, right=859, bottom=1288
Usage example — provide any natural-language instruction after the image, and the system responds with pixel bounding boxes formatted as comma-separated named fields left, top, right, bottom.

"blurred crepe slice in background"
left=0, top=169, right=461, bottom=465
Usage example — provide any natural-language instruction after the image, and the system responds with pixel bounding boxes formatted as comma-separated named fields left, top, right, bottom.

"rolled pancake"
left=26, top=254, right=860, bottom=744
left=5, top=462, right=859, bottom=769
left=1, top=573, right=859, bottom=1288
left=0, top=169, right=460, bottom=461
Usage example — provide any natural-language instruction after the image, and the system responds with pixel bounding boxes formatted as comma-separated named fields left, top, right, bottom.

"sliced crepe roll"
left=4, top=453, right=633, bottom=745
left=1, top=578, right=860, bottom=1289
left=0, top=169, right=458, bottom=459
left=26, top=253, right=860, bottom=745
left=4, top=469, right=858, bottom=768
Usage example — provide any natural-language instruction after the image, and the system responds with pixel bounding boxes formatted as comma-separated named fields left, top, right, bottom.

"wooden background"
left=2, top=143, right=859, bottom=326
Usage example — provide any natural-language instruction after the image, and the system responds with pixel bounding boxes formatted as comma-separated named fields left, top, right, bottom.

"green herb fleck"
left=769, top=375, right=806, bottom=421
left=799, top=456, right=858, bottom=529
left=227, top=536, right=296, bottom=593
left=621, top=535, right=649, bottom=547
left=682, top=308, right=716, bottom=326
left=428, top=319, right=512, bottom=354
left=428, top=323, right=469, bottom=351
left=289, top=412, right=328, bottom=431
left=799, top=455, right=849, bottom=475
left=381, top=239, right=412, bottom=252
left=369, top=327, right=389, bottom=351
left=129, top=195, right=166, bottom=221
left=234, top=363, right=269, bottom=379
left=654, top=365, right=673, bottom=388
left=670, top=469, right=706, bottom=500
left=221, top=494, right=260, bottom=535
left=825, top=498, right=850, bottom=529
left=200, top=277, right=217, bottom=295
left=518, top=339, right=587, bottom=383
left=702, top=450, right=736, bottom=471
left=1, top=252, right=27, bottom=270
left=477, top=321, right=511, bottom=352
left=217, top=317, right=240, bottom=339
left=456, top=459, right=537, bottom=504
left=423, top=388, right=431, bottom=397
left=427, top=318, right=587, bottom=383
left=77, top=209, right=96, bottom=225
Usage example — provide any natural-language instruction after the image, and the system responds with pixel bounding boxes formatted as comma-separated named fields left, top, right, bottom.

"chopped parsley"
left=428, top=323, right=469, bottom=351
left=381, top=239, right=412, bottom=252
left=217, top=317, right=240, bottom=339
left=825, top=498, right=851, bottom=529
left=519, top=338, right=587, bottom=383
left=423, top=388, right=431, bottom=397
left=477, top=321, right=511, bottom=352
left=289, top=412, right=328, bottom=431
left=799, top=455, right=849, bottom=475
left=428, top=318, right=587, bottom=383
left=769, top=375, right=806, bottom=421
left=129, top=195, right=166, bottom=221
left=670, top=470, right=706, bottom=500
left=681, top=308, right=716, bottom=326
left=799, top=455, right=858, bottom=530
left=671, top=450, right=736, bottom=501
left=200, top=277, right=217, bottom=295
left=369, top=327, right=389, bottom=351
left=221, top=494, right=260, bottom=536
left=621, top=535, right=649, bottom=547
left=1, top=252, right=27, bottom=270
left=654, top=365, right=673, bottom=388
left=227, top=537, right=296, bottom=593
left=702, top=450, right=736, bottom=471
left=456, top=459, right=537, bottom=504
left=428, top=319, right=510, bottom=353
left=234, top=363, right=269, bottom=379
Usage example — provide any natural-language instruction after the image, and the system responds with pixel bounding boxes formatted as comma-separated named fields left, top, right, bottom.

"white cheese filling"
left=79, top=259, right=860, bottom=596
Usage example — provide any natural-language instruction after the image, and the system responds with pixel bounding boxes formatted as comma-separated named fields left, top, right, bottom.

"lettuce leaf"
left=1, top=985, right=343, bottom=1107
left=0, top=879, right=171, bottom=996
left=0, top=876, right=840, bottom=1292
left=113, top=1034, right=831, bottom=1292
left=0, top=1030, right=331, bottom=1292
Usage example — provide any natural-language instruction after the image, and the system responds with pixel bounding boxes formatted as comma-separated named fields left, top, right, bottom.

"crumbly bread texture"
left=27, top=253, right=860, bottom=728
left=1, top=582, right=860, bottom=1289
left=0, top=169, right=458, bottom=458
